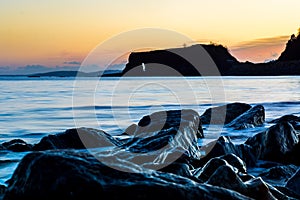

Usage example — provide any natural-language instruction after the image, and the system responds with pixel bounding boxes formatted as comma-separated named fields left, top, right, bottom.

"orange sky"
left=0, top=0, right=300, bottom=70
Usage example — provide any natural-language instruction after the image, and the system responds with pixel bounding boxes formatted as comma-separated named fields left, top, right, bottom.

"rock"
left=206, top=165, right=248, bottom=195
left=1, top=139, right=32, bottom=152
left=206, top=165, right=276, bottom=199
left=286, top=168, right=300, bottom=196
left=33, top=127, right=119, bottom=151
left=244, top=177, right=276, bottom=200
left=259, top=165, right=298, bottom=185
left=129, top=109, right=203, bottom=138
left=269, top=114, right=300, bottom=124
left=245, top=121, right=299, bottom=164
left=3, top=151, right=253, bottom=200
left=276, top=186, right=300, bottom=199
left=200, top=102, right=251, bottom=125
left=159, top=162, right=192, bottom=178
left=121, top=109, right=203, bottom=162
left=196, top=136, right=256, bottom=167
left=226, top=105, right=265, bottom=129
left=219, top=153, right=247, bottom=174
left=269, top=114, right=300, bottom=130
left=193, top=158, right=228, bottom=182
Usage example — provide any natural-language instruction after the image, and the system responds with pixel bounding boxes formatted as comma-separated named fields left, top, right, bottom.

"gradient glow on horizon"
left=1, top=0, right=300, bottom=69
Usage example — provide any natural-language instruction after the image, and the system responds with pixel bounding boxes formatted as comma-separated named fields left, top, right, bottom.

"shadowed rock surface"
left=286, top=168, right=300, bottom=196
left=200, top=102, right=251, bottom=125
left=195, top=136, right=257, bottom=167
left=259, top=165, right=298, bottom=185
left=3, top=151, right=253, bottom=200
left=225, top=105, right=265, bottom=129
left=32, top=127, right=119, bottom=151
left=1, top=139, right=32, bottom=152
left=245, top=121, right=299, bottom=164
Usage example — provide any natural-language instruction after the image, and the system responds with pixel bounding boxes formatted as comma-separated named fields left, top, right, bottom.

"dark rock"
left=4, top=151, right=252, bottom=200
left=159, top=162, right=192, bottom=178
left=269, top=114, right=300, bottom=124
left=2, top=139, right=32, bottom=152
left=33, top=127, right=119, bottom=151
left=121, top=109, right=203, bottom=162
left=200, top=102, right=251, bottom=125
left=286, top=168, right=300, bottom=196
left=259, top=165, right=298, bottom=185
left=206, top=165, right=248, bottom=195
left=129, top=109, right=203, bottom=138
left=245, top=121, right=299, bottom=164
left=207, top=165, right=276, bottom=199
left=196, top=136, right=256, bottom=167
left=244, top=177, right=276, bottom=200
left=193, top=158, right=228, bottom=182
left=276, top=186, right=300, bottom=199
left=226, top=105, right=265, bottom=129
left=0, top=184, right=6, bottom=194
left=219, top=153, right=247, bottom=174
left=269, top=114, right=300, bottom=130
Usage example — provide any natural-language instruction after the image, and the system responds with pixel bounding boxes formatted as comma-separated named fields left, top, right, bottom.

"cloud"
left=230, top=35, right=289, bottom=51
left=229, top=35, right=290, bottom=63
left=63, top=61, right=81, bottom=65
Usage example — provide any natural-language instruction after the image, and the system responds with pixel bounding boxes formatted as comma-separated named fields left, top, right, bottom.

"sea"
left=0, top=76, right=300, bottom=185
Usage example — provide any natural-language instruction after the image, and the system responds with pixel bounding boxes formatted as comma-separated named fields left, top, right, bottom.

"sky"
left=1, top=0, right=300, bottom=74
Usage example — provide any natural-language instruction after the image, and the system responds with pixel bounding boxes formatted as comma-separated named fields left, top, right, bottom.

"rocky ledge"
left=0, top=103, right=300, bottom=199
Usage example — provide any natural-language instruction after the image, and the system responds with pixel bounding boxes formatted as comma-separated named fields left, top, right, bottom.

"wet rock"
left=193, top=158, right=228, bottom=182
left=128, top=109, right=203, bottom=138
left=286, top=168, right=300, bottom=196
left=269, top=114, right=300, bottom=124
left=121, top=109, right=203, bottom=161
left=196, top=136, right=256, bottom=167
left=259, top=165, right=298, bottom=185
left=2, top=139, right=32, bottom=152
left=3, top=151, right=252, bottom=200
left=226, top=105, right=265, bottom=129
left=206, top=165, right=248, bottom=195
left=206, top=165, right=276, bottom=199
left=244, top=177, right=276, bottom=200
left=200, top=102, right=251, bottom=125
left=159, top=162, right=192, bottom=178
left=269, top=114, right=300, bottom=130
left=33, top=127, right=119, bottom=151
left=276, top=186, right=300, bottom=199
left=0, top=184, right=6, bottom=194
left=245, top=121, right=299, bottom=164
left=219, top=153, right=247, bottom=174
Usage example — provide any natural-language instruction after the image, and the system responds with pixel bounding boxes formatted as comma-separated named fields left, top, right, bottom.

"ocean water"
left=0, top=76, right=300, bottom=185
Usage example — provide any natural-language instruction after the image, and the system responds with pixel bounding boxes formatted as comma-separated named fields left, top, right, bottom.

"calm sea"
left=0, top=76, right=300, bottom=184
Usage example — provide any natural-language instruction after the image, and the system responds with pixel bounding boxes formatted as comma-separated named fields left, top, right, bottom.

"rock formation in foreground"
left=1, top=103, right=300, bottom=199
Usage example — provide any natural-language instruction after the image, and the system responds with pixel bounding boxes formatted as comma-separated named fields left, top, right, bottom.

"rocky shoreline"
left=0, top=102, right=300, bottom=199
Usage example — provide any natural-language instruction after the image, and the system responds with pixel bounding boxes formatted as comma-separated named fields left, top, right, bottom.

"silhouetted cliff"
left=107, top=28, right=300, bottom=77
left=121, top=44, right=239, bottom=76
left=278, top=30, right=300, bottom=61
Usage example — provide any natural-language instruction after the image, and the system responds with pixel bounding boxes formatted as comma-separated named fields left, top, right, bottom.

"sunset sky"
left=1, top=0, right=300, bottom=73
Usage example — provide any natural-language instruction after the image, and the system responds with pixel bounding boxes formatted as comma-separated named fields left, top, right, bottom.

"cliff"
left=104, top=28, right=300, bottom=77
left=278, top=30, right=300, bottom=61
left=121, top=44, right=239, bottom=76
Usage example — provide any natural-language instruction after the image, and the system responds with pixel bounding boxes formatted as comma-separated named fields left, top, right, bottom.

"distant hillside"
left=278, top=29, right=300, bottom=61
left=28, top=70, right=122, bottom=77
